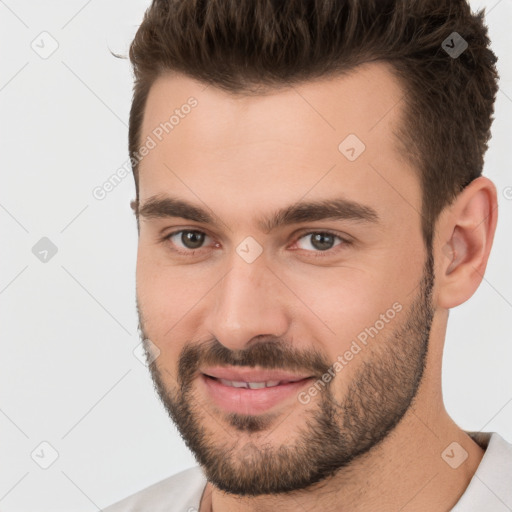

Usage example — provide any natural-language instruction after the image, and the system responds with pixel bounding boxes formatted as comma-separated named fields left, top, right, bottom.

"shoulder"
left=102, top=466, right=207, bottom=512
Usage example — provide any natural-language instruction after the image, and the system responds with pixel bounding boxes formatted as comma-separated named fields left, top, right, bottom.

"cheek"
left=284, top=262, right=414, bottom=361
left=137, top=243, right=198, bottom=313
left=136, top=251, right=215, bottom=359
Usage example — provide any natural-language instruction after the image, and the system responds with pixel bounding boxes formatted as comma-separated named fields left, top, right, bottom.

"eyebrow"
left=134, top=194, right=380, bottom=233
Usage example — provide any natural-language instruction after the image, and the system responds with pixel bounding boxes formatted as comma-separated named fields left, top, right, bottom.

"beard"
left=138, top=249, right=435, bottom=496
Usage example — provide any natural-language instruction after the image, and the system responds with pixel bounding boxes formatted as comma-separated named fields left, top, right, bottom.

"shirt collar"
left=451, top=431, right=512, bottom=511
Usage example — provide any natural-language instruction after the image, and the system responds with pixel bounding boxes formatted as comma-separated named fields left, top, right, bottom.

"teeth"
left=218, top=379, right=283, bottom=389
left=247, top=382, right=266, bottom=389
left=229, top=380, right=249, bottom=388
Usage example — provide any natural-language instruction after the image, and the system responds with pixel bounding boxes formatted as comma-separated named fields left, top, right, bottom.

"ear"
left=434, top=176, right=498, bottom=309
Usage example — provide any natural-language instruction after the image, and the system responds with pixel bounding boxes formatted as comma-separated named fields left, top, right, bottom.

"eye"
left=162, top=229, right=215, bottom=255
left=293, top=230, right=349, bottom=256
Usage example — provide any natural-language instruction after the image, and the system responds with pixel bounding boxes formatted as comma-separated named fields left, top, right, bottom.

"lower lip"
left=200, top=374, right=314, bottom=415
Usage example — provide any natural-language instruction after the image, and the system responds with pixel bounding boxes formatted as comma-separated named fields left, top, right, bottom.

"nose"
left=203, top=252, right=290, bottom=351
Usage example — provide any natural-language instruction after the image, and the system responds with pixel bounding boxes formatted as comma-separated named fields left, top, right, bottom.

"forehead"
left=141, top=61, right=406, bottom=152
left=137, top=62, right=419, bottom=230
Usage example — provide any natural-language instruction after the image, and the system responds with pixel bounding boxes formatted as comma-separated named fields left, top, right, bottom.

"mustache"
left=177, top=337, right=331, bottom=388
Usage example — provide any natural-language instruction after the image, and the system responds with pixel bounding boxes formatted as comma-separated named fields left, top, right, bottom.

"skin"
left=132, top=61, right=498, bottom=511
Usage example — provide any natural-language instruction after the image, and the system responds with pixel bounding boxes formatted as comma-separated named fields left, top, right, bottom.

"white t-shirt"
left=102, top=431, right=512, bottom=511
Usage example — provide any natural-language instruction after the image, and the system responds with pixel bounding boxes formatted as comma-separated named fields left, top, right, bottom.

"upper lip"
left=201, top=366, right=313, bottom=383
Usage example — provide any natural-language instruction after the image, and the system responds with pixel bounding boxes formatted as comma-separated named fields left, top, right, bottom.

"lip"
left=201, top=366, right=312, bottom=383
left=199, top=367, right=314, bottom=415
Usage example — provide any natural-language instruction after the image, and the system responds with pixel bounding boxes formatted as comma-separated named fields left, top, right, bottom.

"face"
left=134, top=62, right=435, bottom=495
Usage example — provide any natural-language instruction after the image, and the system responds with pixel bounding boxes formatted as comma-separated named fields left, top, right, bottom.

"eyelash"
left=160, top=229, right=352, bottom=258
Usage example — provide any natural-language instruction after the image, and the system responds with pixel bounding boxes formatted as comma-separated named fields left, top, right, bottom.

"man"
left=104, top=0, right=511, bottom=510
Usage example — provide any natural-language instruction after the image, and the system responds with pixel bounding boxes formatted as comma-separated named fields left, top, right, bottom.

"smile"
left=214, top=378, right=293, bottom=389
left=200, top=370, right=314, bottom=415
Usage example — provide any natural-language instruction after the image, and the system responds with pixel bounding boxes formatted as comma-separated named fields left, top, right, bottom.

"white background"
left=0, top=1, right=511, bottom=510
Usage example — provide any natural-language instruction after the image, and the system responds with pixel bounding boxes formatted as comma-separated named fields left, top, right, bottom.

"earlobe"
left=436, top=177, right=498, bottom=309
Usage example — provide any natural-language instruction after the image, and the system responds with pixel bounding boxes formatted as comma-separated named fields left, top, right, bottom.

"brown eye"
left=179, top=230, right=206, bottom=249
left=295, top=231, right=344, bottom=252
left=164, top=230, right=212, bottom=254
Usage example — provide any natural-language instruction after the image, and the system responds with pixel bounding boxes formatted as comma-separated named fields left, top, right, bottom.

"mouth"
left=199, top=367, right=315, bottom=415
left=204, top=376, right=303, bottom=389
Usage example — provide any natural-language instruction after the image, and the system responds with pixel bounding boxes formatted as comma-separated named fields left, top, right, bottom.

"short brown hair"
left=123, top=0, right=499, bottom=249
